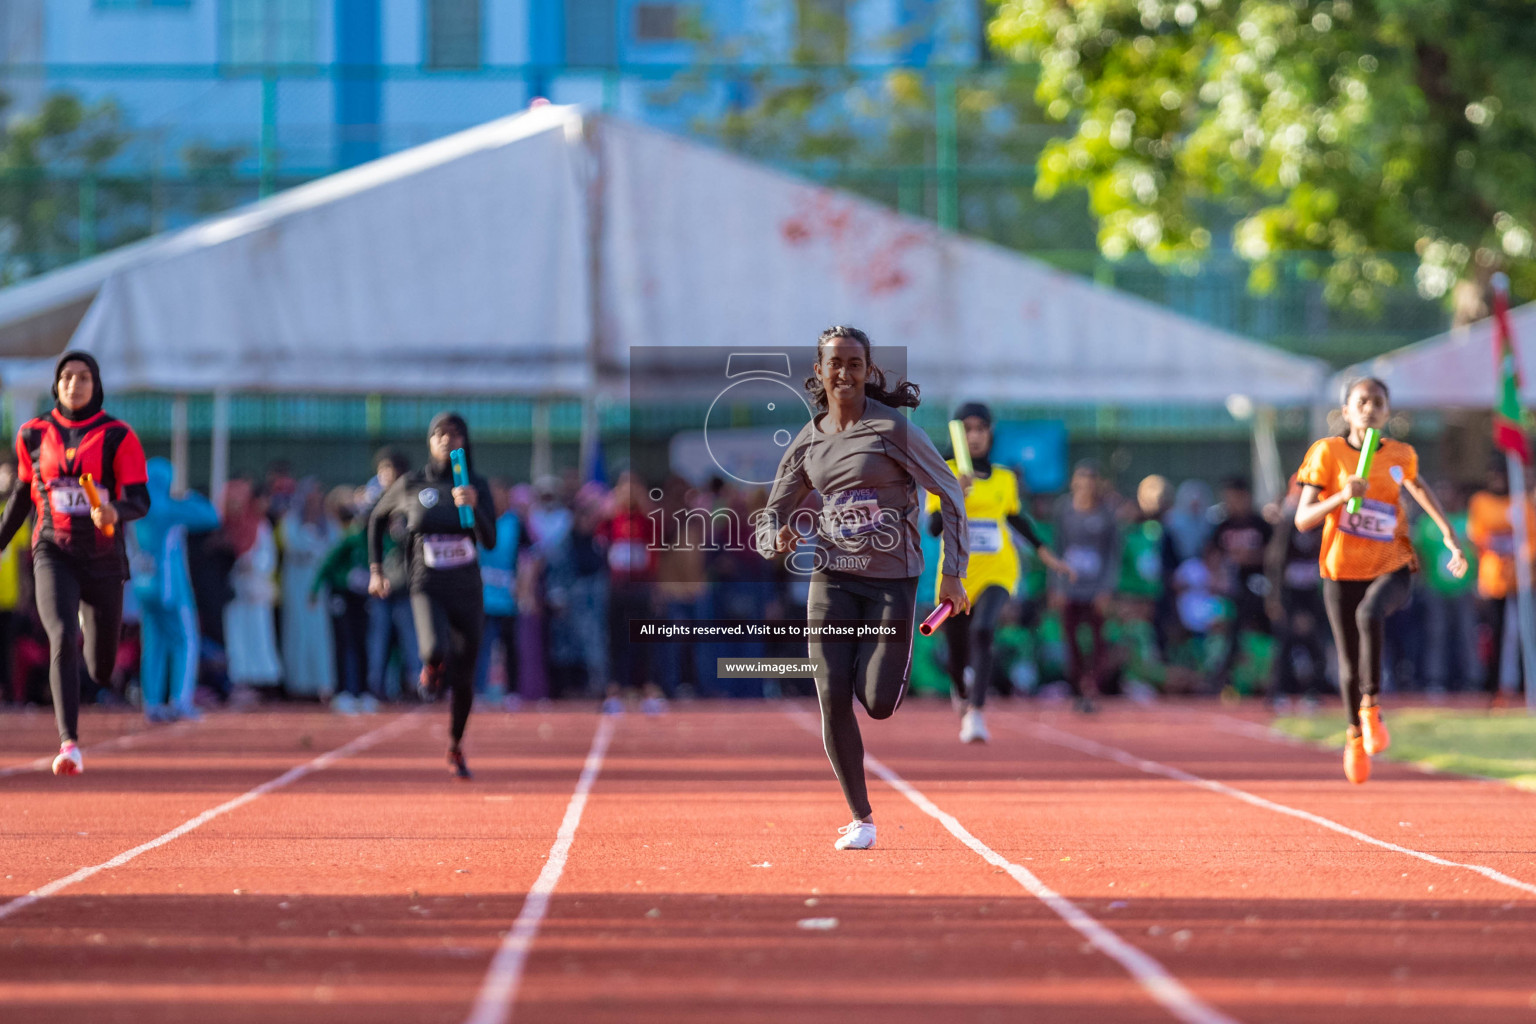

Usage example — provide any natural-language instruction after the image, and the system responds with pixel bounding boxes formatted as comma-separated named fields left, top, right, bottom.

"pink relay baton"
left=919, top=600, right=955, bottom=637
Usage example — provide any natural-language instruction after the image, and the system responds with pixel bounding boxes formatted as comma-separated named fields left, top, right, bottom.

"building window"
left=633, top=3, right=680, bottom=41
left=564, top=0, right=617, bottom=67
left=427, top=0, right=482, bottom=69
left=222, top=0, right=318, bottom=64
left=795, top=0, right=847, bottom=63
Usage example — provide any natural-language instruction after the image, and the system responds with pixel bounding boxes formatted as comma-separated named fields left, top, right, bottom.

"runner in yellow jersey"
left=926, top=403, right=1071, bottom=743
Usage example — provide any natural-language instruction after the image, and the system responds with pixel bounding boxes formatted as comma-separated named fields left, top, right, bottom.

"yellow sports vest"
left=926, top=461, right=1021, bottom=600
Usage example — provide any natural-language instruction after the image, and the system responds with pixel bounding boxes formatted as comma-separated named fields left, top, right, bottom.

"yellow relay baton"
left=948, top=419, right=973, bottom=478
left=80, top=473, right=114, bottom=538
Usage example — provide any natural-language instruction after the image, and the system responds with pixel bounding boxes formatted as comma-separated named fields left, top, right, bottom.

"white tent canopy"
left=1, top=104, right=593, bottom=395
left=1333, top=302, right=1536, bottom=408
left=0, top=104, right=1326, bottom=408
left=598, top=117, right=1327, bottom=405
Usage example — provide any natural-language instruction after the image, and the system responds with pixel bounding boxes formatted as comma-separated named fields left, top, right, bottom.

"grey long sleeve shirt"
left=756, top=397, right=968, bottom=580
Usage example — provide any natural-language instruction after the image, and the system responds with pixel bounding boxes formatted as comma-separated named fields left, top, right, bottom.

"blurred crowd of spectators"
left=0, top=447, right=1528, bottom=716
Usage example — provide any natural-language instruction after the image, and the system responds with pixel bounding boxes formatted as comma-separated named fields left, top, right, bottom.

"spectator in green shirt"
left=1414, top=481, right=1478, bottom=693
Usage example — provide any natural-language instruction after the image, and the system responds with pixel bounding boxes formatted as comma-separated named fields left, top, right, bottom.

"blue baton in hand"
left=450, top=448, right=474, bottom=529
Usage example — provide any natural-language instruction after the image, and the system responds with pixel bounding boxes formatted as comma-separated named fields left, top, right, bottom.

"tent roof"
left=3, top=104, right=593, bottom=394
left=1332, top=302, right=1536, bottom=408
left=598, top=117, right=1329, bottom=406
left=0, top=104, right=1327, bottom=406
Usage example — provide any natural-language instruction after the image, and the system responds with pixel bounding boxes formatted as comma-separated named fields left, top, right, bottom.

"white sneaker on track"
left=959, top=708, right=989, bottom=744
left=52, top=742, right=83, bottom=776
left=834, top=820, right=877, bottom=850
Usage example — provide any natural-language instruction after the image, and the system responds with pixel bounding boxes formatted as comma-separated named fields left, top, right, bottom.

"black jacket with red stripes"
left=0, top=409, right=151, bottom=578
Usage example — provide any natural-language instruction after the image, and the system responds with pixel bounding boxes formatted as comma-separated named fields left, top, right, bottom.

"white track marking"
left=0, top=713, right=420, bottom=922
left=1017, top=718, right=1536, bottom=899
left=785, top=709, right=1238, bottom=1024
left=0, top=717, right=203, bottom=778
left=464, top=715, right=617, bottom=1024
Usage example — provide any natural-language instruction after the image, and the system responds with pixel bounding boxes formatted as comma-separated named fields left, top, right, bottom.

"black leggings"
left=34, top=548, right=124, bottom=745
left=1323, top=568, right=1412, bottom=729
left=943, top=585, right=1010, bottom=710
left=411, top=587, right=484, bottom=747
left=807, top=573, right=918, bottom=820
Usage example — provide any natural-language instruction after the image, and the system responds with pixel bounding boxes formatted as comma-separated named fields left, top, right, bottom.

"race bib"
left=967, top=518, right=1002, bottom=555
left=49, top=480, right=91, bottom=516
left=422, top=534, right=476, bottom=569
left=481, top=567, right=514, bottom=592
left=1064, top=545, right=1102, bottom=578
left=1136, top=549, right=1162, bottom=582
left=1284, top=560, right=1321, bottom=589
left=823, top=488, right=884, bottom=540
left=1339, top=499, right=1398, bottom=543
left=608, top=539, right=651, bottom=572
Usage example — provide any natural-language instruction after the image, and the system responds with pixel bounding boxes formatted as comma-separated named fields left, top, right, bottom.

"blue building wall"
left=19, top=0, right=970, bottom=173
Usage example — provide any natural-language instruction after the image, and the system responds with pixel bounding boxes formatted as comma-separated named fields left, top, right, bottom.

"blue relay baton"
left=450, top=447, right=473, bottom=529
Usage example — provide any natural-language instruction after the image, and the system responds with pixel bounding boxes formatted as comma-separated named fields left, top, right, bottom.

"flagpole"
left=1491, top=273, right=1536, bottom=714
left=1504, top=452, right=1536, bottom=713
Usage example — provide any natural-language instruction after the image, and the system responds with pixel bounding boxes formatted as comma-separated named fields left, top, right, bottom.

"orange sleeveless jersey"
left=1296, top=436, right=1418, bottom=581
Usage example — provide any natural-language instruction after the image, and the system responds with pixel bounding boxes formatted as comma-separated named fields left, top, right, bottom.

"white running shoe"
left=601, top=696, right=626, bottom=715
left=331, top=693, right=359, bottom=715
left=640, top=696, right=667, bottom=716
left=52, top=742, right=83, bottom=776
left=834, top=820, right=877, bottom=850
left=358, top=694, right=381, bottom=715
left=959, top=708, right=989, bottom=744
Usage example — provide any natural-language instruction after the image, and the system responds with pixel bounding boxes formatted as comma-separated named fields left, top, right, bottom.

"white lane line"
left=463, top=714, right=617, bottom=1024
left=0, top=717, right=203, bottom=778
left=785, top=709, right=1237, bottom=1024
left=1016, top=717, right=1536, bottom=899
left=0, top=713, right=420, bottom=923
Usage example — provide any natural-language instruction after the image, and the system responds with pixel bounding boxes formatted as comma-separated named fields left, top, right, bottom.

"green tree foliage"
left=0, top=90, right=128, bottom=283
left=989, top=0, right=1536, bottom=310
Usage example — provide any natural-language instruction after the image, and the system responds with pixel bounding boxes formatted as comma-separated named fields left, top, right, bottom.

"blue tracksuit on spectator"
left=475, top=510, right=527, bottom=695
left=130, top=458, right=219, bottom=719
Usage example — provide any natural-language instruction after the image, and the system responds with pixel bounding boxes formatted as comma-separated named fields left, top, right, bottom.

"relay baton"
left=919, top=600, right=955, bottom=636
left=948, top=420, right=973, bottom=478
left=79, top=473, right=114, bottom=538
left=1346, top=427, right=1380, bottom=515
left=449, top=448, right=474, bottom=528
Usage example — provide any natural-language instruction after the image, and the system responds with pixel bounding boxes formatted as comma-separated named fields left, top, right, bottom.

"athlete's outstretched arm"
left=0, top=431, right=34, bottom=552
left=756, top=432, right=812, bottom=559
left=1402, top=477, right=1469, bottom=578
left=109, top=430, right=151, bottom=524
left=0, top=493, right=30, bottom=553
left=367, top=477, right=404, bottom=568
left=894, top=420, right=968, bottom=581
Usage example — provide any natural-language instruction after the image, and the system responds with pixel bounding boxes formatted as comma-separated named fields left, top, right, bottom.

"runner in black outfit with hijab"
left=0, top=352, right=150, bottom=775
left=368, top=412, right=496, bottom=779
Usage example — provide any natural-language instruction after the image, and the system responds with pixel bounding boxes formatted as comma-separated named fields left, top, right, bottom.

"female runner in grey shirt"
left=757, top=326, right=969, bottom=850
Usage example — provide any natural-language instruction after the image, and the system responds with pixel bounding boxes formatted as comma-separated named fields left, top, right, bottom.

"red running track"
left=1, top=700, right=1534, bottom=1023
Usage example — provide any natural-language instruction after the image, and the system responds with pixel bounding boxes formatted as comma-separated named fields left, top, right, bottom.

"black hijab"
left=53, top=350, right=105, bottom=421
left=427, top=411, right=473, bottom=480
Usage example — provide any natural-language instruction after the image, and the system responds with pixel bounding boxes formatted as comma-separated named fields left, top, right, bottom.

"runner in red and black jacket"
left=0, top=351, right=151, bottom=775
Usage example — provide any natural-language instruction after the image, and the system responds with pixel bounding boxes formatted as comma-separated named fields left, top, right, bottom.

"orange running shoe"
left=1360, top=704, right=1390, bottom=755
left=1344, top=732, right=1370, bottom=784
